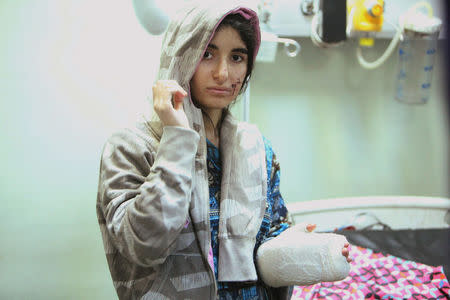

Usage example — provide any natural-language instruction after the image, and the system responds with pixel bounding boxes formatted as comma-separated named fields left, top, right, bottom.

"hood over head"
left=149, top=0, right=261, bottom=138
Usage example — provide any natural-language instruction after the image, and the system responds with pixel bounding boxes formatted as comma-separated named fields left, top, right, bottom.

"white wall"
left=0, top=1, right=161, bottom=299
left=250, top=37, right=449, bottom=203
left=0, top=1, right=448, bottom=299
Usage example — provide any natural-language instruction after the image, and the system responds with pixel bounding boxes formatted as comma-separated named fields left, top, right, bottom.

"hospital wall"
left=247, top=37, right=449, bottom=203
left=0, top=1, right=448, bottom=299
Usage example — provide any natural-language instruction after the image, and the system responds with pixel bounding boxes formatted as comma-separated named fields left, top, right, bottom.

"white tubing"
left=310, top=12, right=326, bottom=48
left=356, top=29, right=402, bottom=70
left=310, top=12, right=343, bottom=48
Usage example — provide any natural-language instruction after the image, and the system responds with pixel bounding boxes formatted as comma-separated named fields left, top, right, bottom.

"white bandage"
left=256, top=223, right=351, bottom=287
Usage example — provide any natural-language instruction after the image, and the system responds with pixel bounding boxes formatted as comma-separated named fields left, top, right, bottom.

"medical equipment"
left=320, top=0, right=347, bottom=43
left=348, top=1, right=442, bottom=75
left=257, top=0, right=301, bottom=61
left=256, top=31, right=301, bottom=62
left=309, top=0, right=347, bottom=47
left=346, top=1, right=443, bottom=106
left=395, top=3, right=442, bottom=104
left=347, top=0, right=384, bottom=47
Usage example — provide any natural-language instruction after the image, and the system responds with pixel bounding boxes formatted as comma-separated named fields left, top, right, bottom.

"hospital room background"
left=0, top=0, right=448, bottom=299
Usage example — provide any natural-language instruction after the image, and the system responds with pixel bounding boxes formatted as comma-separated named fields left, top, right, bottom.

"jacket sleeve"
left=97, top=126, right=200, bottom=267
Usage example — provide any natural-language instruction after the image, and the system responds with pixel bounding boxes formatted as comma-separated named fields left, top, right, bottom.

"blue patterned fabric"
left=207, top=137, right=290, bottom=300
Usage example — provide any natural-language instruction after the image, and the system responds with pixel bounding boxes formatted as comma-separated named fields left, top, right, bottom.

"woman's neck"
left=203, top=108, right=224, bottom=147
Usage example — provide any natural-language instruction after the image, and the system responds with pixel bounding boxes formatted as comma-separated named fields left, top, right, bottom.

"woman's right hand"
left=152, top=80, right=189, bottom=128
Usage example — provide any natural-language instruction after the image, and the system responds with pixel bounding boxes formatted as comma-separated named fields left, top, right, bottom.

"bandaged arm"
left=256, top=223, right=351, bottom=287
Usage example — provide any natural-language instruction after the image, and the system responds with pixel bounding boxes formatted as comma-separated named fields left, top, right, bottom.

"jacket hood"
left=149, top=1, right=261, bottom=138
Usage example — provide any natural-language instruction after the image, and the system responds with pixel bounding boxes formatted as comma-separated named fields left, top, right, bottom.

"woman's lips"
left=206, top=87, right=232, bottom=96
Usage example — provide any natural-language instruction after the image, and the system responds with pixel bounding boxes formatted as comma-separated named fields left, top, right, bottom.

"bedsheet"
left=292, top=245, right=450, bottom=299
left=340, top=229, right=450, bottom=279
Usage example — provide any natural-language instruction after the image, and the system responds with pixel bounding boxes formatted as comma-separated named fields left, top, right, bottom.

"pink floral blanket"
left=292, top=245, right=450, bottom=299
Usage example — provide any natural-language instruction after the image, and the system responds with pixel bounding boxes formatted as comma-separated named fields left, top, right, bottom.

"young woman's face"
left=190, top=26, right=248, bottom=112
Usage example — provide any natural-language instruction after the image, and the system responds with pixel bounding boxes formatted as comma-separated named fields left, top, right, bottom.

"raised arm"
left=97, top=125, right=199, bottom=267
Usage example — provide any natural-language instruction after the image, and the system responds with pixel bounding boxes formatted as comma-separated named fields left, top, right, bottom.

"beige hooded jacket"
left=96, top=1, right=291, bottom=299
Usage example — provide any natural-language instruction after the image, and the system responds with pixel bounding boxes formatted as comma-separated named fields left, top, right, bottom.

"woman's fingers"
left=153, top=81, right=187, bottom=108
left=152, top=80, right=189, bottom=128
left=306, top=223, right=316, bottom=232
left=342, top=244, right=352, bottom=263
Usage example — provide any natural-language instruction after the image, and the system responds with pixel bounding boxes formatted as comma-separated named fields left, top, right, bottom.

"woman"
left=96, top=2, right=350, bottom=299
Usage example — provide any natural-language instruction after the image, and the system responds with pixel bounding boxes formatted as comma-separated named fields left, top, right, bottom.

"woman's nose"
left=213, top=59, right=229, bottom=83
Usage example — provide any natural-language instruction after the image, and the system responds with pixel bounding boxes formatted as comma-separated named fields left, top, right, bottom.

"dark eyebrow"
left=207, top=43, right=248, bottom=55
left=207, top=43, right=219, bottom=50
left=233, top=48, right=248, bottom=55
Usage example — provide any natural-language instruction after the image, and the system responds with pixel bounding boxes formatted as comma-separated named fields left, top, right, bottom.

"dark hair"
left=218, top=13, right=257, bottom=94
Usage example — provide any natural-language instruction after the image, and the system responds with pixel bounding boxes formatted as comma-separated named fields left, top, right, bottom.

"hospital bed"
left=286, top=196, right=450, bottom=298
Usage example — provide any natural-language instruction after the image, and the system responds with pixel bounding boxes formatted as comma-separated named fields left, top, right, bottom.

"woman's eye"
left=203, top=51, right=213, bottom=59
left=232, top=54, right=243, bottom=62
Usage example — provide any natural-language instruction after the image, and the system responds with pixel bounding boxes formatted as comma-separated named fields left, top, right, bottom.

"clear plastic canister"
left=395, top=13, right=442, bottom=105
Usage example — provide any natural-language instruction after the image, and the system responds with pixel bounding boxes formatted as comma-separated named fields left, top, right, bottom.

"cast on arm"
left=97, top=125, right=199, bottom=267
left=257, top=223, right=351, bottom=287
left=256, top=138, right=350, bottom=287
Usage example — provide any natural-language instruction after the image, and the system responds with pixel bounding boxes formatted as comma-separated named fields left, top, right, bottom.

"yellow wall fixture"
left=347, top=0, right=384, bottom=47
left=348, top=0, right=384, bottom=32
